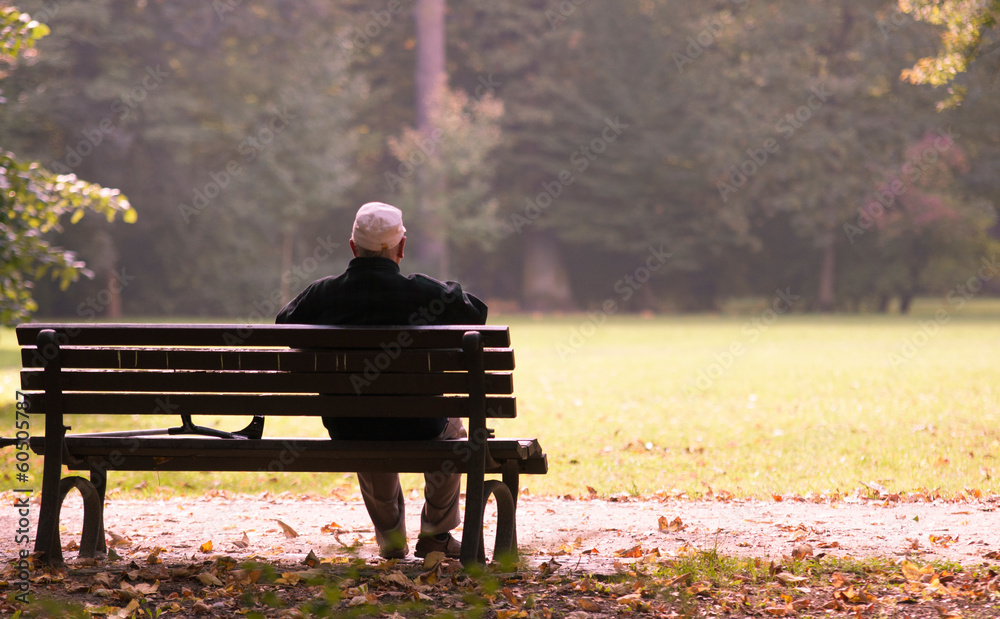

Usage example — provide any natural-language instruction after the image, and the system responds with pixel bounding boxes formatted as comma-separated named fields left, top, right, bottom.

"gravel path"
left=3, top=492, right=997, bottom=571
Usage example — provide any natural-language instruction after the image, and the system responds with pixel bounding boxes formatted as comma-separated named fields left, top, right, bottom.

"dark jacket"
left=275, top=257, right=488, bottom=439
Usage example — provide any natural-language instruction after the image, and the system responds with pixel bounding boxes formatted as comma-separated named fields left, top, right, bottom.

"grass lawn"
left=1, top=299, right=998, bottom=500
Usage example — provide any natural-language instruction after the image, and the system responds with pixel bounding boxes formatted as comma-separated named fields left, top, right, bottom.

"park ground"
left=1, top=301, right=1000, bottom=616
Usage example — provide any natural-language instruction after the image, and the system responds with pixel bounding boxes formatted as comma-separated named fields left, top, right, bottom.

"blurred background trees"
left=1, top=0, right=998, bottom=322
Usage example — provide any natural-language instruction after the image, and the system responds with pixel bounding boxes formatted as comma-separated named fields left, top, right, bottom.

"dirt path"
left=4, top=492, right=997, bottom=571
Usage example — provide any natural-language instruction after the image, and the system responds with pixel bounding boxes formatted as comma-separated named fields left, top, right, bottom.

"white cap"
left=351, top=202, right=406, bottom=251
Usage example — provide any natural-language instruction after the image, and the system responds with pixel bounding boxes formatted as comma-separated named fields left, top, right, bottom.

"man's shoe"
left=415, top=533, right=461, bottom=559
left=378, top=542, right=409, bottom=560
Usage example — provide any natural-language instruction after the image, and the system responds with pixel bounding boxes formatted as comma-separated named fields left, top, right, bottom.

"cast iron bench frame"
left=8, top=323, right=547, bottom=566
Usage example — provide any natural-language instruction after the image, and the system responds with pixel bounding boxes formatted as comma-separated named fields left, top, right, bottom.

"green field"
left=2, top=299, right=998, bottom=500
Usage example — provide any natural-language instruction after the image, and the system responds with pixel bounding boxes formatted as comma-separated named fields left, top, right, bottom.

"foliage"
left=0, top=5, right=134, bottom=327
left=0, top=1, right=997, bottom=314
left=386, top=85, right=505, bottom=255
left=900, top=0, right=1000, bottom=108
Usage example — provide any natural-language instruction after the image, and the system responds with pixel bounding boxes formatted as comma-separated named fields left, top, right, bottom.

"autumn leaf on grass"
left=901, top=560, right=935, bottom=583
left=274, top=519, right=299, bottom=538
left=658, top=516, right=685, bottom=532
left=775, top=573, right=808, bottom=586
left=685, top=581, right=712, bottom=596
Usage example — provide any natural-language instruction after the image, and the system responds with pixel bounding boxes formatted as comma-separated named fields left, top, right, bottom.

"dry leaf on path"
left=303, top=549, right=320, bottom=567
left=275, top=519, right=299, bottom=538
left=199, top=540, right=213, bottom=553
left=658, top=515, right=686, bottom=532
left=320, top=521, right=342, bottom=533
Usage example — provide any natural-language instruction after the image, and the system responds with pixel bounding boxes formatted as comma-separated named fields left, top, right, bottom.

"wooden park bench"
left=6, top=323, right=547, bottom=566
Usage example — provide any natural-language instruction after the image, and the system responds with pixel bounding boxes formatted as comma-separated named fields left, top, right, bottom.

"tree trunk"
left=521, top=231, right=575, bottom=311
left=817, top=239, right=836, bottom=313
left=413, top=0, right=449, bottom=277
left=107, top=267, right=122, bottom=319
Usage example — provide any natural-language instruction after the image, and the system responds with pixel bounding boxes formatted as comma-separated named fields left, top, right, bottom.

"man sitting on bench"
left=275, top=202, right=488, bottom=560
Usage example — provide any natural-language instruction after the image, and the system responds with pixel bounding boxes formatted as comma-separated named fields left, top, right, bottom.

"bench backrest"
left=17, top=323, right=515, bottom=421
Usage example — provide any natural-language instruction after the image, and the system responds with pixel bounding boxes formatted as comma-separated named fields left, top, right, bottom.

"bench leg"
left=477, top=480, right=517, bottom=564
left=45, top=477, right=105, bottom=563
left=90, top=466, right=108, bottom=553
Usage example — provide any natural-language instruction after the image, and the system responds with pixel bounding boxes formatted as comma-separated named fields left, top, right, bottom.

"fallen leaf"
left=382, top=571, right=414, bottom=589
left=422, top=551, right=445, bottom=570
left=615, top=544, right=643, bottom=558
left=501, top=586, right=520, bottom=606
left=902, top=560, right=935, bottom=583
left=146, top=547, right=163, bottom=564
left=320, top=521, right=342, bottom=533
left=658, top=516, right=686, bottom=532
left=303, top=549, right=320, bottom=567
left=112, top=599, right=141, bottom=619
left=577, top=598, right=601, bottom=612
left=93, top=572, right=115, bottom=588
left=776, top=573, right=808, bottom=586
left=199, top=540, right=213, bottom=553
left=275, top=519, right=299, bottom=539
left=107, top=531, right=132, bottom=548
left=232, top=532, right=250, bottom=549
left=348, top=593, right=377, bottom=606
left=196, top=572, right=223, bottom=587
left=791, top=544, right=813, bottom=559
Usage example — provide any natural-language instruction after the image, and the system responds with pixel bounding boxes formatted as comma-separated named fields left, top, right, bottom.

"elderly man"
left=275, top=202, right=488, bottom=559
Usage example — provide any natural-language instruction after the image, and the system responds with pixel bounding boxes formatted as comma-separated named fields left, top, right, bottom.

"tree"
left=2, top=0, right=359, bottom=317
left=0, top=6, right=134, bottom=326
left=899, top=0, right=1000, bottom=108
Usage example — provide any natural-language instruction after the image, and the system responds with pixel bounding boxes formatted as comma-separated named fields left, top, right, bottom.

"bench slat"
left=20, top=392, right=517, bottom=418
left=16, top=323, right=511, bottom=348
left=20, top=369, right=514, bottom=395
left=21, top=347, right=515, bottom=372
left=34, top=437, right=548, bottom=474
